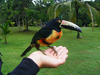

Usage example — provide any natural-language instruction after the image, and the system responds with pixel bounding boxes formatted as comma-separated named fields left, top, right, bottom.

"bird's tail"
left=20, top=45, right=33, bottom=57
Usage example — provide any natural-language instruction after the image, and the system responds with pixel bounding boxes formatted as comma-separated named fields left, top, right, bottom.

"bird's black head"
left=45, top=18, right=62, bottom=32
left=46, top=18, right=62, bottom=27
left=45, top=18, right=82, bottom=33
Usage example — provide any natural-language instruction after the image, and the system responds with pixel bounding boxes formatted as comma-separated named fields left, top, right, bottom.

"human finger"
left=57, top=47, right=68, bottom=59
left=58, top=51, right=68, bottom=59
left=57, top=47, right=66, bottom=56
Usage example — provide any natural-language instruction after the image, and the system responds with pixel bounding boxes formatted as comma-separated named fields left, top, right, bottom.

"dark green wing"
left=21, top=27, right=53, bottom=57
left=20, top=45, right=32, bottom=57
left=31, top=27, right=53, bottom=43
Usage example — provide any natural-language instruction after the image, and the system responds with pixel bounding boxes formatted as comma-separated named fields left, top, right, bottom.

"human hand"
left=28, top=46, right=68, bottom=68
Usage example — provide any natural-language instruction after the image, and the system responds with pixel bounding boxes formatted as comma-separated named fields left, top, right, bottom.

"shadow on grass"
left=12, top=30, right=38, bottom=35
left=9, top=26, right=41, bottom=35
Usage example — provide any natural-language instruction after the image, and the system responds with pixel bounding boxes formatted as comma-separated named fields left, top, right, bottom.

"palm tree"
left=71, top=0, right=82, bottom=38
left=47, top=0, right=100, bottom=29
left=95, top=0, right=100, bottom=2
left=47, top=0, right=100, bottom=38
left=0, top=21, right=10, bottom=44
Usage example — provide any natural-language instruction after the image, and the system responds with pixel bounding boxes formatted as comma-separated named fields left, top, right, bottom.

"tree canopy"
left=0, top=0, right=100, bottom=30
left=47, top=0, right=100, bottom=28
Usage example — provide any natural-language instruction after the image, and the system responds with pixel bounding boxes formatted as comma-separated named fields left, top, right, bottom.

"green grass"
left=0, top=27, right=100, bottom=75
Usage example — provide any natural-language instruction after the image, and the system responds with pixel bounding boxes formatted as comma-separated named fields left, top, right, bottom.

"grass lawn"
left=0, top=26, right=100, bottom=75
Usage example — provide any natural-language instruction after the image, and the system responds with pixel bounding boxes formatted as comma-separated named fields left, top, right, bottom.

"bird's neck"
left=48, top=26, right=61, bottom=32
left=55, top=28, right=61, bottom=32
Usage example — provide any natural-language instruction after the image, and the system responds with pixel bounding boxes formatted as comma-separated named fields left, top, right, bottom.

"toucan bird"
left=21, top=18, right=82, bottom=57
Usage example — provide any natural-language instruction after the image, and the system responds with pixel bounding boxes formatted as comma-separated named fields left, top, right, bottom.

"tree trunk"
left=22, top=16, right=25, bottom=30
left=4, top=36, right=7, bottom=44
left=18, top=21, right=21, bottom=28
left=75, top=8, right=81, bottom=39
left=76, top=8, right=78, bottom=24
left=15, top=17, right=21, bottom=30
left=25, top=17, right=29, bottom=31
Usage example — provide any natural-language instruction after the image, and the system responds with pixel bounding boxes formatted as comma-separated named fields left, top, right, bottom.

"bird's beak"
left=60, top=20, right=82, bottom=33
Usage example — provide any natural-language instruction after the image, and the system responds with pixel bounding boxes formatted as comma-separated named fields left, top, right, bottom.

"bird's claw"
left=39, top=49, right=46, bottom=55
left=41, top=51, right=46, bottom=55
left=55, top=51, right=58, bottom=56
left=48, top=46, right=58, bottom=56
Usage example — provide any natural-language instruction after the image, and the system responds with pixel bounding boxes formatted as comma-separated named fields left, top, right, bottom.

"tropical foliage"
left=47, top=0, right=100, bottom=28
left=0, top=21, right=11, bottom=44
left=0, top=0, right=53, bottom=30
left=0, top=0, right=100, bottom=30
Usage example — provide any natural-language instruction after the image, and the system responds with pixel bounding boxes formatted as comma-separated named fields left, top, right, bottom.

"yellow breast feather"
left=46, top=30, right=62, bottom=43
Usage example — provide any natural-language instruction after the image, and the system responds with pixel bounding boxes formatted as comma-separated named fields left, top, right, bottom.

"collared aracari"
left=21, top=18, right=82, bottom=57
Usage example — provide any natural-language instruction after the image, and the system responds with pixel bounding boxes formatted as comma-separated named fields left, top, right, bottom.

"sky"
left=32, top=0, right=95, bottom=2
left=84, top=0, right=95, bottom=1
left=32, top=0, right=95, bottom=3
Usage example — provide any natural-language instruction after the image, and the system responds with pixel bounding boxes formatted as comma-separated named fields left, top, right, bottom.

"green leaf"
left=69, top=9, right=76, bottom=22
left=86, top=3, right=100, bottom=27
left=90, top=5, right=100, bottom=26
left=0, top=21, right=10, bottom=37
left=47, top=1, right=70, bottom=20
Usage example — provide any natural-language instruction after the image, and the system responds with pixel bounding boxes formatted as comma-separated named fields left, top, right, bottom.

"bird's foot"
left=48, top=46, right=58, bottom=55
left=39, top=49, right=46, bottom=55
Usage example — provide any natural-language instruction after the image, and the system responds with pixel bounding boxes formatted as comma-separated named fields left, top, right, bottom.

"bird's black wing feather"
left=31, top=27, right=53, bottom=43
left=20, top=45, right=32, bottom=57
left=20, top=27, right=53, bottom=57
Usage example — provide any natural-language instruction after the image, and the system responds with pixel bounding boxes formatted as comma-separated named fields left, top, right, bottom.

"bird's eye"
left=57, top=20, right=62, bottom=23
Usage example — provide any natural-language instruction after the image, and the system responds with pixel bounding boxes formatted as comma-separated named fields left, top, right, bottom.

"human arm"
left=8, top=46, right=68, bottom=75
left=28, top=46, right=68, bottom=68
